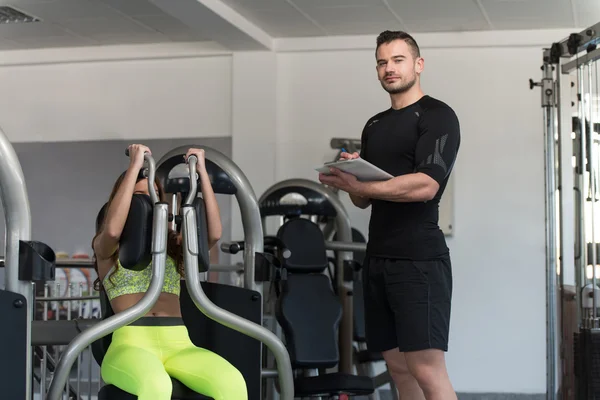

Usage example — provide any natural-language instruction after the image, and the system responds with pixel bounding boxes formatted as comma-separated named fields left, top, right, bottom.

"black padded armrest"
left=119, top=194, right=153, bottom=271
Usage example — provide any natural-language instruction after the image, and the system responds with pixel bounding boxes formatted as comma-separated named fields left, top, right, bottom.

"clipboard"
left=316, top=158, right=393, bottom=181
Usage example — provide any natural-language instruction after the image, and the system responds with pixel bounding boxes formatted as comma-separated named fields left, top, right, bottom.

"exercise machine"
left=259, top=180, right=397, bottom=400
left=0, top=125, right=57, bottom=400
left=0, top=133, right=295, bottom=399
left=225, top=179, right=376, bottom=399
left=258, top=215, right=375, bottom=398
left=259, top=179, right=357, bottom=375
left=532, top=20, right=600, bottom=399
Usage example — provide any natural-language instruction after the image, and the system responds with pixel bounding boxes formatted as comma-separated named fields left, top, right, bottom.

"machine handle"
left=125, top=147, right=158, bottom=204
left=185, top=155, right=198, bottom=206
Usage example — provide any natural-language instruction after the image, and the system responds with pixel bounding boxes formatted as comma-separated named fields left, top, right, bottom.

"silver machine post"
left=0, top=126, right=33, bottom=399
left=156, top=145, right=295, bottom=400
left=47, top=152, right=169, bottom=400
left=531, top=21, right=600, bottom=399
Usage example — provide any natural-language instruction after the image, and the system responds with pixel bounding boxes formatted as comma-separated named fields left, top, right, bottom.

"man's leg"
left=404, top=349, right=456, bottom=400
left=382, top=347, right=425, bottom=399
left=383, top=256, right=455, bottom=400
left=363, top=257, right=423, bottom=398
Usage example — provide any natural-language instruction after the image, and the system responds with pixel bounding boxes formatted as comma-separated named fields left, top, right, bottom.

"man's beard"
left=380, top=74, right=416, bottom=94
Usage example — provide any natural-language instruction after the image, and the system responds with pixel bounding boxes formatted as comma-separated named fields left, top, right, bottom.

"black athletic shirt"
left=360, top=95, right=460, bottom=260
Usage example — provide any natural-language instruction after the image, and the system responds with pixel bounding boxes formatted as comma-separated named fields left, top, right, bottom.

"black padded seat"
left=98, top=378, right=213, bottom=400
left=273, top=218, right=375, bottom=398
left=295, top=372, right=376, bottom=397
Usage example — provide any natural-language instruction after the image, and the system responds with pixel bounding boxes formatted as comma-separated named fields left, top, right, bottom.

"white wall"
left=0, top=42, right=232, bottom=142
left=273, top=30, right=576, bottom=393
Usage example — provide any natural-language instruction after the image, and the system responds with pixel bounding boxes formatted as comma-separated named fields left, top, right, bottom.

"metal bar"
left=54, top=259, right=94, bottom=268
left=258, top=178, right=355, bottom=374
left=36, top=295, right=98, bottom=302
left=185, top=155, right=198, bottom=205
left=261, top=369, right=278, bottom=378
left=0, top=125, right=33, bottom=400
left=171, top=193, right=178, bottom=231
left=156, top=145, right=263, bottom=293
left=578, top=63, right=589, bottom=324
left=41, top=284, right=48, bottom=397
left=548, top=22, right=600, bottom=62
left=31, top=320, right=99, bottom=346
left=562, top=46, right=600, bottom=75
left=210, top=264, right=243, bottom=272
left=542, top=61, right=558, bottom=400
left=325, top=240, right=366, bottom=253
left=178, top=152, right=295, bottom=400
left=145, top=153, right=159, bottom=205
left=181, top=204, right=295, bottom=400
left=589, top=61, right=599, bottom=325
left=46, top=187, right=169, bottom=399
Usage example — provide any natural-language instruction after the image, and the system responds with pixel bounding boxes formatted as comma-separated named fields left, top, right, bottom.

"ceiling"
left=0, top=0, right=597, bottom=51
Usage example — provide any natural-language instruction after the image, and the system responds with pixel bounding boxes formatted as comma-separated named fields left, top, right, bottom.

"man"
left=318, top=30, right=460, bottom=400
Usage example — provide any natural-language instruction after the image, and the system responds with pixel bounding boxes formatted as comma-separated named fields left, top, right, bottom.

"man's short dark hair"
left=376, top=30, right=420, bottom=59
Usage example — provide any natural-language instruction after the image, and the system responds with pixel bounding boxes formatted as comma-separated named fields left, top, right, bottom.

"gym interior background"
left=0, top=1, right=597, bottom=398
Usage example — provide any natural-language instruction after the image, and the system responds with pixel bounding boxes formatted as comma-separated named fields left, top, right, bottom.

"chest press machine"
left=86, top=147, right=295, bottom=400
left=0, top=133, right=295, bottom=400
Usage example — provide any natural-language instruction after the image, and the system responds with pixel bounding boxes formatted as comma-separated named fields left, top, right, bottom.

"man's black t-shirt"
left=360, top=95, right=460, bottom=260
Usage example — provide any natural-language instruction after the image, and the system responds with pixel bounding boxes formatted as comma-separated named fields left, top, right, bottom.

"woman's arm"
left=186, top=148, right=222, bottom=250
left=93, top=144, right=151, bottom=260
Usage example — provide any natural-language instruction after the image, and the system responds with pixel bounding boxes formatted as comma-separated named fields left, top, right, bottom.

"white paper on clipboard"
left=316, top=158, right=393, bottom=182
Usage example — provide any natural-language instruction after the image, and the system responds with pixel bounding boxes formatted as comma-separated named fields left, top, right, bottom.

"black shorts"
left=361, top=255, right=453, bottom=353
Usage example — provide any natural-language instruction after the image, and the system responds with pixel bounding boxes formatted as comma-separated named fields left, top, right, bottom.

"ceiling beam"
left=149, top=0, right=273, bottom=51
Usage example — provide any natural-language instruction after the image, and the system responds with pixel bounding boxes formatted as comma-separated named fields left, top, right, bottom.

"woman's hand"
left=128, top=144, right=151, bottom=170
left=185, top=148, right=206, bottom=173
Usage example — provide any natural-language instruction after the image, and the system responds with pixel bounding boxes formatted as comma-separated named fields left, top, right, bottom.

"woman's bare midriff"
left=110, top=292, right=182, bottom=317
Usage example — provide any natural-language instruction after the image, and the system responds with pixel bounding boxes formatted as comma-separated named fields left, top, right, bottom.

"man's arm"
left=356, top=106, right=460, bottom=203
left=349, top=193, right=371, bottom=209
left=355, top=172, right=439, bottom=202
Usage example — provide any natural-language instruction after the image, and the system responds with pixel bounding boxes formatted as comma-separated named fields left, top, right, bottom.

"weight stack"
left=574, top=327, right=600, bottom=399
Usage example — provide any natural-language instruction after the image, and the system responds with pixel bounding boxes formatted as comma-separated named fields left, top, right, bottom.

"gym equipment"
left=259, top=179, right=356, bottom=374
left=269, top=217, right=374, bottom=398
left=532, top=20, right=600, bottom=399
left=0, top=135, right=295, bottom=399
left=87, top=147, right=292, bottom=400
left=256, top=178, right=395, bottom=399
left=224, top=215, right=375, bottom=398
left=330, top=138, right=361, bottom=157
left=0, top=125, right=57, bottom=400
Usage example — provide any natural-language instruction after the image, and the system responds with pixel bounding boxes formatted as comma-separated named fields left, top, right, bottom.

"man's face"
left=376, top=39, right=423, bottom=95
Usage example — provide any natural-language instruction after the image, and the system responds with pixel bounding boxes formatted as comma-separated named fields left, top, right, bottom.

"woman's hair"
left=92, top=170, right=183, bottom=292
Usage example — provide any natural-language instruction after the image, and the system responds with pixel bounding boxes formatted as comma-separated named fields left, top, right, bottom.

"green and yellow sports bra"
left=102, top=256, right=181, bottom=301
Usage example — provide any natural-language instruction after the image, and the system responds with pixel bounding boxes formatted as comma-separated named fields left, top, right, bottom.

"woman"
left=92, top=144, right=247, bottom=400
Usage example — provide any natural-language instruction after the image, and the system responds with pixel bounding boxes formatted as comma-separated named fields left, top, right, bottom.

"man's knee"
left=382, top=349, right=412, bottom=381
left=404, top=349, right=448, bottom=387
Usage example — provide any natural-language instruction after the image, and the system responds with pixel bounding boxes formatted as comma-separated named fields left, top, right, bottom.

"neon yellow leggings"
left=101, top=318, right=248, bottom=400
